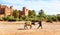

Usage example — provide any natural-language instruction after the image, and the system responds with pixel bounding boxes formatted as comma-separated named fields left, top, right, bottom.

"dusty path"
left=0, top=21, right=60, bottom=35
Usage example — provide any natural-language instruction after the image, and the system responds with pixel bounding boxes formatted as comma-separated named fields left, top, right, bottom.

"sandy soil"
left=0, top=21, right=60, bottom=35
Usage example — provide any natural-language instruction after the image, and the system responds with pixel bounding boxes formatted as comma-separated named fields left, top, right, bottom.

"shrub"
left=3, top=16, right=17, bottom=21
left=56, top=14, right=60, bottom=21
left=46, top=15, right=53, bottom=23
left=46, top=18, right=53, bottom=23
left=51, top=16, right=58, bottom=21
left=3, top=16, right=8, bottom=21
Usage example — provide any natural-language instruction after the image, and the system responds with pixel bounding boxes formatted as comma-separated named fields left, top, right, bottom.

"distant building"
left=0, top=4, right=29, bottom=18
left=0, top=4, right=13, bottom=17
left=19, top=7, right=29, bottom=16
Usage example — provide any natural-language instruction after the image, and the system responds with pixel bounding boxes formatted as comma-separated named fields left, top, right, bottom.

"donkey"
left=24, top=21, right=35, bottom=29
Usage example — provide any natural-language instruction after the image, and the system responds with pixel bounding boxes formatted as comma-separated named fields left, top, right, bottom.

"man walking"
left=37, top=21, right=42, bottom=29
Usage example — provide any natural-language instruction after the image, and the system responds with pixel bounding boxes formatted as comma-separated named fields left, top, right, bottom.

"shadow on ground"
left=17, top=28, right=25, bottom=30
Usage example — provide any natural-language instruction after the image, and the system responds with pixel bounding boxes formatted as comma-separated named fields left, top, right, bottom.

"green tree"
left=39, top=9, right=46, bottom=16
left=46, top=15, right=53, bottom=23
left=19, top=16, right=30, bottom=21
left=51, top=15, right=58, bottom=21
left=29, top=10, right=36, bottom=17
left=13, top=10, right=19, bottom=18
left=3, top=16, right=15, bottom=21
left=38, top=9, right=47, bottom=21
left=56, top=14, right=60, bottom=21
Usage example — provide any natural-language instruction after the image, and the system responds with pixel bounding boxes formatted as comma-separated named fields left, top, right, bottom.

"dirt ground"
left=0, top=21, right=60, bottom=35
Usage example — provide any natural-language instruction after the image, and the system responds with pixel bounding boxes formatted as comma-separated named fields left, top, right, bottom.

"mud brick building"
left=0, top=4, right=13, bottom=17
left=0, top=4, right=29, bottom=18
left=19, top=7, right=29, bottom=16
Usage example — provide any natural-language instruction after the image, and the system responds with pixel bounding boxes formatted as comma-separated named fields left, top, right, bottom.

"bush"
left=51, top=17, right=58, bottom=21
left=46, top=15, right=53, bottom=23
left=3, top=16, right=17, bottom=21
left=3, top=16, right=8, bottom=21
left=46, top=19, right=53, bottom=23
left=57, top=14, right=60, bottom=21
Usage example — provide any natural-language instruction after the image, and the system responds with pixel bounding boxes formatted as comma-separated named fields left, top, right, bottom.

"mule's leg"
left=24, top=25, right=26, bottom=29
left=30, top=25, right=32, bottom=29
left=26, top=26, right=28, bottom=29
left=24, top=25, right=28, bottom=29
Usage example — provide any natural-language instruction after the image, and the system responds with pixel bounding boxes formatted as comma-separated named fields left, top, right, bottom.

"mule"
left=24, top=21, right=35, bottom=29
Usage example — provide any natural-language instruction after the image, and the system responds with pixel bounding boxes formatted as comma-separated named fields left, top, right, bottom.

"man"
left=37, top=21, right=42, bottom=29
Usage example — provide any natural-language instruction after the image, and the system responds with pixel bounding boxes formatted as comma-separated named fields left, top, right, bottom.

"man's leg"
left=24, top=25, right=26, bottom=29
left=37, top=25, right=40, bottom=29
left=41, top=25, right=43, bottom=29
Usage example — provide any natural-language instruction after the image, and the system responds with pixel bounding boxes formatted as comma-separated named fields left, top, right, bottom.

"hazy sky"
left=0, top=0, right=60, bottom=15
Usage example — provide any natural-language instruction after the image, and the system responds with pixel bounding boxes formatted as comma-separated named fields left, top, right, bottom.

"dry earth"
left=0, top=21, right=60, bottom=35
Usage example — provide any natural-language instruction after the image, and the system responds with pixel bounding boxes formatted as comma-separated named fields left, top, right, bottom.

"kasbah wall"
left=0, top=4, right=29, bottom=18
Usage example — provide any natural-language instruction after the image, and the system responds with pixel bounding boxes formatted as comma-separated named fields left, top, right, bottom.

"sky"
left=0, top=0, right=60, bottom=15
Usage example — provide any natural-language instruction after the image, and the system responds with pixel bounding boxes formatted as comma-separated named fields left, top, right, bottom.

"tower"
left=22, top=7, right=29, bottom=16
left=10, top=6, right=13, bottom=15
